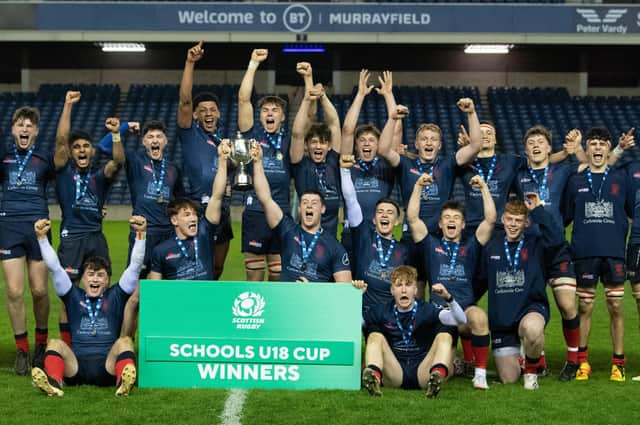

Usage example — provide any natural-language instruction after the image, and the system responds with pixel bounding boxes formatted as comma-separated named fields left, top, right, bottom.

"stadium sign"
left=138, top=280, right=362, bottom=390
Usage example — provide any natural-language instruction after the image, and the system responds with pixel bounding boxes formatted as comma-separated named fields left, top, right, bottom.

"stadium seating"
left=3, top=83, right=640, bottom=205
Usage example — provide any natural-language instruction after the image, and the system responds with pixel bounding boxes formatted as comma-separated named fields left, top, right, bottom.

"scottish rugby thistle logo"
left=232, top=292, right=266, bottom=329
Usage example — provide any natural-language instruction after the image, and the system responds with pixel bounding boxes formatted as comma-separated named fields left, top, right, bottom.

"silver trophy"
left=231, top=131, right=255, bottom=191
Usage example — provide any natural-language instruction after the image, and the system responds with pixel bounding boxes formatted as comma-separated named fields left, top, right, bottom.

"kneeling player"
left=360, top=265, right=467, bottom=398
left=481, top=196, right=561, bottom=390
left=30, top=216, right=147, bottom=397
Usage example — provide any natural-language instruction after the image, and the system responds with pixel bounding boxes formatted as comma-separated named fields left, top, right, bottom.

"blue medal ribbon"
left=264, top=129, right=284, bottom=157
left=441, top=239, right=460, bottom=279
left=504, top=237, right=524, bottom=273
left=416, top=159, right=435, bottom=199
left=356, top=156, right=379, bottom=173
left=300, top=230, right=321, bottom=270
left=150, top=158, right=166, bottom=195
left=586, top=166, right=610, bottom=202
left=376, top=233, right=396, bottom=278
left=474, top=155, right=497, bottom=190
left=528, top=166, right=549, bottom=201
left=74, top=170, right=91, bottom=203
left=176, top=237, right=199, bottom=267
left=84, top=293, right=103, bottom=336
left=315, top=164, right=328, bottom=193
left=393, top=301, right=418, bottom=347
left=13, top=144, right=35, bottom=185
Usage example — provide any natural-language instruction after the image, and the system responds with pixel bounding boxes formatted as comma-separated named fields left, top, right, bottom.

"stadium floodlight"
left=100, top=42, right=146, bottom=53
left=464, top=44, right=512, bottom=54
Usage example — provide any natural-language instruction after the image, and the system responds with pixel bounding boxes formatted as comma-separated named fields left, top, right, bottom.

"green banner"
left=138, top=281, right=362, bottom=390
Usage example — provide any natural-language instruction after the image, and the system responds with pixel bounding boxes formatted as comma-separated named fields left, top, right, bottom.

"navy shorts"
left=58, top=232, right=110, bottom=281
left=65, top=354, right=116, bottom=387
left=0, top=220, right=50, bottom=261
left=241, top=209, right=280, bottom=255
left=128, top=229, right=174, bottom=278
left=398, top=356, right=424, bottom=390
left=545, top=242, right=576, bottom=280
left=574, top=257, right=626, bottom=288
left=491, top=304, right=549, bottom=350
left=626, top=243, right=640, bottom=284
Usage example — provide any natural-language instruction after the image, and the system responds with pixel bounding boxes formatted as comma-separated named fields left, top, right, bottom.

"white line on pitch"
left=221, top=389, right=248, bottom=425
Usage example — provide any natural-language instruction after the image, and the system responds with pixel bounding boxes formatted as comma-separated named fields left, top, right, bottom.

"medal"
left=356, top=157, right=379, bottom=173
left=176, top=237, right=199, bottom=275
left=74, top=169, right=91, bottom=204
left=84, top=293, right=103, bottom=337
left=504, top=237, right=524, bottom=273
left=264, top=129, right=284, bottom=159
left=300, top=230, right=321, bottom=273
left=441, top=239, right=460, bottom=280
left=474, top=155, right=497, bottom=190
left=150, top=158, right=166, bottom=200
left=393, top=302, right=418, bottom=347
left=587, top=166, right=610, bottom=203
left=157, top=195, right=164, bottom=204
left=528, top=165, right=549, bottom=202
left=376, top=233, right=396, bottom=281
left=13, top=144, right=34, bottom=188
left=416, top=159, right=435, bottom=201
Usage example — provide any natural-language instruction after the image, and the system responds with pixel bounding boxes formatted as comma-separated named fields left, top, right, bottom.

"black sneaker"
left=361, top=367, right=382, bottom=397
left=32, top=367, right=64, bottom=397
left=558, top=362, right=579, bottom=382
left=32, top=343, right=46, bottom=369
left=425, top=371, right=443, bottom=399
left=15, top=350, right=31, bottom=376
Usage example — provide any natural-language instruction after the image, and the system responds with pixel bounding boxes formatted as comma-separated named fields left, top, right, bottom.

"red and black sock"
left=35, top=328, right=48, bottom=346
left=577, top=346, right=588, bottom=364
left=430, top=363, right=449, bottom=379
left=366, top=364, right=383, bottom=382
left=562, top=316, right=580, bottom=363
left=44, top=350, right=65, bottom=384
left=612, top=353, right=625, bottom=367
left=59, top=323, right=72, bottom=347
left=471, top=334, right=490, bottom=370
left=524, top=356, right=541, bottom=375
left=15, top=332, right=29, bottom=353
left=115, top=351, right=136, bottom=385
left=461, top=335, right=474, bottom=363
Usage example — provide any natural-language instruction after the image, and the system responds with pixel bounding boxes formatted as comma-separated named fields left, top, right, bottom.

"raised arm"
left=119, top=216, right=147, bottom=294
left=340, top=69, right=373, bottom=156
left=321, top=89, right=342, bottom=154
left=205, top=141, right=231, bottom=225
left=375, top=71, right=404, bottom=153
left=407, top=173, right=431, bottom=243
left=550, top=128, right=587, bottom=164
left=454, top=98, right=482, bottom=166
left=290, top=84, right=323, bottom=164
left=103, top=117, right=124, bottom=179
left=432, top=283, right=468, bottom=326
left=178, top=41, right=204, bottom=129
left=251, top=143, right=283, bottom=228
left=472, top=175, right=497, bottom=245
left=296, top=62, right=317, bottom=120
left=54, top=91, right=81, bottom=169
left=378, top=105, right=407, bottom=167
left=238, top=49, right=268, bottom=132
left=35, top=219, right=72, bottom=296
left=526, top=193, right=564, bottom=247
left=609, top=127, right=635, bottom=166
left=339, top=157, right=363, bottom=227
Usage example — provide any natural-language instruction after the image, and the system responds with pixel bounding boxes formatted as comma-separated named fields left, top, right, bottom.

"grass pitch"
left=1, top=221, right=639, bottom=425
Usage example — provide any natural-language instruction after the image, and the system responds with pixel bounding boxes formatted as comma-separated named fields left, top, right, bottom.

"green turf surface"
left=1, top=221, right=639, bottom=424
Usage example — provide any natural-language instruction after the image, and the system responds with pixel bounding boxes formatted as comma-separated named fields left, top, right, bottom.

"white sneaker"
left=524, top=373, right=539, bottom=390
left=632, top=375, right=640, bottom=382
left=472, top=374, right=489, bottom=390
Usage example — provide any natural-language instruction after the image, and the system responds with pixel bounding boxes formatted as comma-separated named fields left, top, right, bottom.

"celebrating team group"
left=2, top=42, right=638, bottom=398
